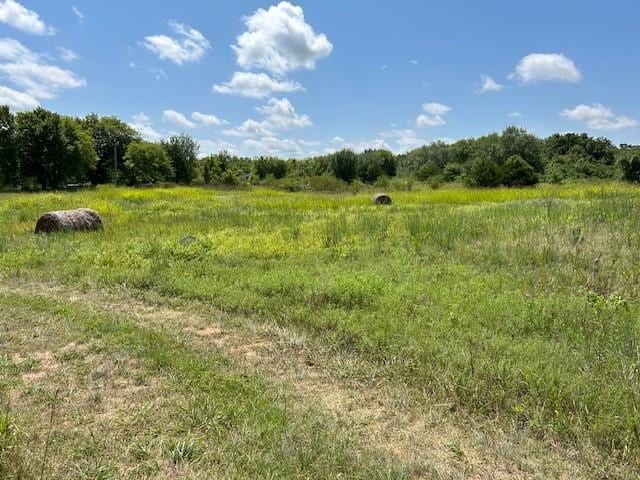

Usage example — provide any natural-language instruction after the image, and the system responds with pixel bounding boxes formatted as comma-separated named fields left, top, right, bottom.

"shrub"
left=124, top=142, right=173, bottom=185
left=330, top=149, right=358, bottom=183
left=619, top=154, right=640, bottom=183
left=443, top=162, right=463, bottom=182
left=464, top=156, right=502, bottom=187
left=415, top=163, right=441, bottom=181
left=502, top=155, right=538, bottom=186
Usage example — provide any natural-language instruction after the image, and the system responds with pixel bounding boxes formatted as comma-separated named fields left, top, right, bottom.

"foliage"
left=14, top=108, right=97, bottom=190
left=463, top=156, right=502, bottom=187
left=81, top=114, right=141, bottom=184
left=618, top=148, right=640, bottom=183
left=123, top=142, right=173, bottom=185
left=163, top=134, right=200, bottom=184
left=329, top=149, right=358, bottom=183
left=502, top=154, right=539, bottom=186
left=356, top=149, right=396, bottom=183
left=0, top=106, right=16, bottom=187
left=253, top=156, right=288, bottom=180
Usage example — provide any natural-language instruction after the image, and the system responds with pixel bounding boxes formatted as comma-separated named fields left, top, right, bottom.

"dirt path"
left=0, top=280, right=604, bottom=479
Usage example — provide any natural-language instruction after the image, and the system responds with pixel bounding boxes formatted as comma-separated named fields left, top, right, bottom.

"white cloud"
left=129, top=113, right=162, bottom=141
left=244, top=135, right=303, bottom=157
left=416, top=102, right=451, bottom=128
left=0, top=38, right=85, bottom=99
left=162, top=109, right=196, bottom=129
left=223, top=119, right=275, bottom=138
left=72, top=6, right=84, bottom=23
left=0, top=85, right=37, bottom=110
left=511, top=53, right=581, bottom=83
left=561, top=103, right=638, bottom=131
left=192, top=111, right=226, bottom=127
left=479, top=75, right=504, bottom=93
left=199, top=139, right=238, bottom=157
left=223, top=97, right=311, bottom=138
left=509, top=112, right=522, bottom=118
left=143, top=21, right=210, bottom=65
left=0, top=0, right=54, bottom=35
left=256, top=97, right=312, bottom=129
left=213, top=71, right=303, bottom=98
left=380, top=129, right=427, bottom=151
left=57, top=47, right=78, bottom=62
left=233, top=1, right=332, bottom=76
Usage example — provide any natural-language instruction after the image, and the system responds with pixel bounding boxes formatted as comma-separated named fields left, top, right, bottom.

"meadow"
left=1, top=183, right=640, bottom=478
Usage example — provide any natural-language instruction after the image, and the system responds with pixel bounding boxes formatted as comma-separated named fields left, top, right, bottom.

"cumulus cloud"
left=244, top=135, right=303, bottom=157
left=380, top=129, right=428, bottom=151
left=511, top=53, right=581, bottom=83
left=213, top=71, right=303, bottom=98
left=0, top=0, right=54, bottom=35
left=129, top=112, right=162, bottom=141
left=233, top=2, right=332, bottom=76
left=143, top=21, right=210, bottom=65
left=162, top=109, right=197, bottom=129
left=478, top=75, right=504, bottom=93
left=223, top=97, right=311, bottom=138
left=561, top=103, right=638, bottom=131
left=192, top=111, right=226, bottom=127
left=256, top=97, right=312, bottom=129
left=0, top=38, right=85, bottom=99
left=416, top=102, right=451, bottom=128
left=0, top=84, right=37, bottom=110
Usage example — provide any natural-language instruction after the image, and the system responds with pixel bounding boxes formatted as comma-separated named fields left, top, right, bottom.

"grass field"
left=1, top=183, right=640, bottom=478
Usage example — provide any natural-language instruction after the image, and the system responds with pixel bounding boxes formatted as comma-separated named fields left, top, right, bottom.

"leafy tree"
left=15, top=108, right=96, bottom=190
left=415, top=163, right=441, bottom=181
left=443, top=162, right=463, bottom=182
left=124, top=142, right=173, bottom=185
left=356, top=149, right=396, bottom=183
left=464, top=156, right=502, bottom=187
left=501, top=126, right=544, bottom=172
left=202, top=151, right=232, bottom=184
left=253, top=156, right=288, bottom=180
left=0, top=106, right=17, bottom=187
left=81, top=114, right=141, bottom=184
left=330, top=149, right=358, bottom=183
left=619, top=152, right=640, bottom=183
left=163, top=134, right=200, bottom=184
left=502, top=154, right=538, bottom=186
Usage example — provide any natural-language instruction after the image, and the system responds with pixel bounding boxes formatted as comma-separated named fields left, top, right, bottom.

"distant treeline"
left=1, top=106, right=639, bottom=191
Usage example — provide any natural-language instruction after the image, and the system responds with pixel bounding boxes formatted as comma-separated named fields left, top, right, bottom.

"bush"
left=502, top=155, right=538, bottom=186
left=464, top=156, right=502, bottom=187
left=619, top=154, right=640, bottom=183
left=124, top=142, right=173, bottom=185
left=415, top=163, right=441, bottom=181
left=443, top=162, right=463, bottom=182
left=330, top=149, right=358, bottom=183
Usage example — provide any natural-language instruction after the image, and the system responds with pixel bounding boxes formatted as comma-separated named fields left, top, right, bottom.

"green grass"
left=1, top=183, right=640, bottom=469
left=0, top=293, right=407, bottom=479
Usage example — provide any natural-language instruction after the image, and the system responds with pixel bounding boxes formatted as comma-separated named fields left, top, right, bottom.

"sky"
left=0, top=0, right=639, bottom=158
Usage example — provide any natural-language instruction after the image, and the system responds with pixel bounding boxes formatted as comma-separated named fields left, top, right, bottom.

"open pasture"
left=1, top=183, right=640, bottom=478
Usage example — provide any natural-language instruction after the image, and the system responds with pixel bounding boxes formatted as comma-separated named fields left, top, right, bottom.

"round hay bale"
left=35, top=208, right=103, bottom=234
left=373, top=193, right=392, bottom=205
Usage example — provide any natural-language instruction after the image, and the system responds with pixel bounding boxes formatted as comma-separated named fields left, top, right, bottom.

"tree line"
left=0, top=106, right=639, bottom=191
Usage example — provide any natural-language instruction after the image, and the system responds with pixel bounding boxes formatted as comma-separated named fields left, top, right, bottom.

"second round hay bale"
left=372, top=193, right=392, bottom=205
left=35, top=208, right=103, bottom=234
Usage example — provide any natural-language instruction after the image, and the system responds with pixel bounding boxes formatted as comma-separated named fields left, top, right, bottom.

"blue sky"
left=0, top=0, right=639, bottom=157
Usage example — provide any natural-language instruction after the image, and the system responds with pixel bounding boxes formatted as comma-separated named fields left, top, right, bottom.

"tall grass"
left=1, top=183, right=640, bottom=460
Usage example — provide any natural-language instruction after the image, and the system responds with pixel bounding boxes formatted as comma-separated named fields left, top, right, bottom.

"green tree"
left=501, top=126, right=544, bottom=172
left=253, top=156, right=288, bottom=180
left=0, top=106, right=16, bottom=187
left=81, top=114, right=141, bottom=184
left=124, top=142, right=173, bottom=185
left=464, top=156, right=502, bottom=187
left=15, top=108, right=96, bottom=190
left=619, top=152, right=640, bottom=183
left=356, top=149, right=396, bottom=183
left=163, top=134, right=200, bottom=184
left=502, top=154, right=538, bottom=186
left=330, top=149, right=358, bottom=183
